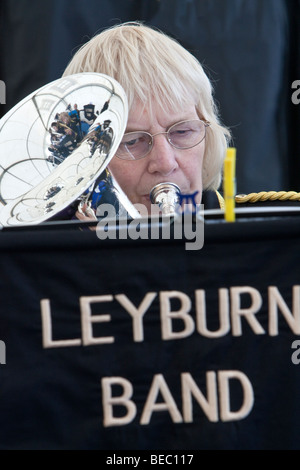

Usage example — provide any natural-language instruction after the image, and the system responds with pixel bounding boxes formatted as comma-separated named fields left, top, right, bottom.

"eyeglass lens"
left=116, top=120, right=208, bottom=160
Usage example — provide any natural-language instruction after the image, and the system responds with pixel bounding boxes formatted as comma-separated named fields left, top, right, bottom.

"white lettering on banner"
left=230, top=286, right=264, bottom=336
left=40, top=285, right=300, bottom=348
left=160, top=291, right=194, bottom=340
left=80, top=295, right=114, bottom=345
left=269, top=286, right=300, bottom=335
left=115, top=293, right=157, bottom=342
left=41, top=299, right=81, bottom=348
left=101, top=371, right=254, bottom=427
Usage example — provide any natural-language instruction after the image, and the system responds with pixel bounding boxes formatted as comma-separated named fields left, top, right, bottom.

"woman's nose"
left=147, top=134, right=179, bottom=176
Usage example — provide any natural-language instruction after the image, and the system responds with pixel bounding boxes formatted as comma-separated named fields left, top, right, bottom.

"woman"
left=62, top=21, right=231, bottom=218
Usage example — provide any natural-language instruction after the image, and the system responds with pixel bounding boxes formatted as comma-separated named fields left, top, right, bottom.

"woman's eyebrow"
left=125, top=117, right=195, bottom=133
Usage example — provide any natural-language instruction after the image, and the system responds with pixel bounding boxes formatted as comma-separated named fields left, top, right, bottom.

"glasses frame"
left=116, top=119, right=211, bottom=161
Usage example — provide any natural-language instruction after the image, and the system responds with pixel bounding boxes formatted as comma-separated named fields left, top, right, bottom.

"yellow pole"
left=223, top=147, right=236, bottom=222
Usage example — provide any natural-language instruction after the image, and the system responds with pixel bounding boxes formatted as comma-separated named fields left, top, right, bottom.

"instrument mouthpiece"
left=149, top=182, right=181, bottom=215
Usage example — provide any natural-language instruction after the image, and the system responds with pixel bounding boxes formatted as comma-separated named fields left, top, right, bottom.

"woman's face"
left=108, top=100, right=205, bottom=214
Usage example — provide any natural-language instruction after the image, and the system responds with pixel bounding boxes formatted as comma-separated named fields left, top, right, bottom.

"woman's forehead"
left=127, top=99, right=198, bottom=127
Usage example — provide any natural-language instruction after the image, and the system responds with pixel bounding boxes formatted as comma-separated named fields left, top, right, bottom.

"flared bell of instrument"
left=0, top=72, right=135, bottom=226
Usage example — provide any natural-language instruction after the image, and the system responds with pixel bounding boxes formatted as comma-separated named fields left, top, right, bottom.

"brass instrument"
left=0, top=73, right=139, bottom=227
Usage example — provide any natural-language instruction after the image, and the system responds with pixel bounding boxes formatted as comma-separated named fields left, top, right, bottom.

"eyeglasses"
left=115, top=119, right=210, bottom=161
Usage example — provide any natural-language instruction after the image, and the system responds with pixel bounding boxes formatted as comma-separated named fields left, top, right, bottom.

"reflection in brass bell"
left=150, top=182, right=181, bottom=215
left=0, top=72, right=132, bottom=227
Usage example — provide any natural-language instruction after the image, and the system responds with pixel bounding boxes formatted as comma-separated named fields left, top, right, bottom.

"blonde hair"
left=63, top=21, right=231, bottom=190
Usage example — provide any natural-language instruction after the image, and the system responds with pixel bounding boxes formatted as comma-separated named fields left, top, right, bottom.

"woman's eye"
left=124, top=138, right=138, bottom=147
left=120, top=137, right=139, bottom=149
left=171, top=128, right=189, bottom=137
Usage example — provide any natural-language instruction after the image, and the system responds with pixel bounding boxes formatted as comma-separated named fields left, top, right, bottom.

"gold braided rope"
left=235, top=191, right=300, bottom=204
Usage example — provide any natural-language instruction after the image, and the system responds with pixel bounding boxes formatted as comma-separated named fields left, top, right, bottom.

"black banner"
left=0, top=214, right=300, bottom=449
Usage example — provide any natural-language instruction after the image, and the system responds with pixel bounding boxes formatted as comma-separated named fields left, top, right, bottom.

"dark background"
left=0, top=0, right=299, bottom=194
